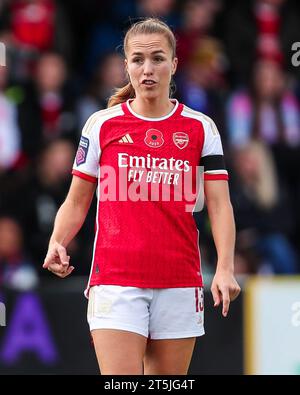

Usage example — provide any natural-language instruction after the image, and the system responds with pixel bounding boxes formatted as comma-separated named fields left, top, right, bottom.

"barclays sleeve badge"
left=76, top=136, right=89, bottom=166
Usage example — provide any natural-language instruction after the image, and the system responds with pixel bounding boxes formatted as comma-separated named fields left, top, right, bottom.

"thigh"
left=92, top=329, right=147, bottom=375
left=87, top=285, right=151, bottom=374
left=144, top=337, right=196, bottom=375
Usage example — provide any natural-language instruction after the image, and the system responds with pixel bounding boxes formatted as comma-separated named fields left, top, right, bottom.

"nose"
left=143, top=59, right=154, bottom=76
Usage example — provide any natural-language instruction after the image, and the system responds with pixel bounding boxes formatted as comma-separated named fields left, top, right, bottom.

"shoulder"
left=180, top=104, right=219, bottom=135
left=82, top=104, right=124, bottom=136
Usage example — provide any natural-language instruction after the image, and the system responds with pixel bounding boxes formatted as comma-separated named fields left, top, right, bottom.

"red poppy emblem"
left=144, top=129, right=164, bottom=148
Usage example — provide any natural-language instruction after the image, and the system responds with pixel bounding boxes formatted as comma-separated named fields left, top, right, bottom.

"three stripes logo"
left=119, top=134, right=133, bottom=144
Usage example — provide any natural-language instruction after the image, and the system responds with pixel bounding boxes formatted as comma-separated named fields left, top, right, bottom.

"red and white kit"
left=72, top=99, right=228, bottom=294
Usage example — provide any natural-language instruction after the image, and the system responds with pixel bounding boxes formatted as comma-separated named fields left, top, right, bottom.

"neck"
left=130, top=96, right=175, bottom=118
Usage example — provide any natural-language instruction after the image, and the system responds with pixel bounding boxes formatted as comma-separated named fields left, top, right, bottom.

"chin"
left=140, top=91, right=160, bottom=100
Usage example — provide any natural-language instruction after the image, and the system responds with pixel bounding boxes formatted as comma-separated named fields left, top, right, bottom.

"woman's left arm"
left=204, top=180, right=241, bottom=317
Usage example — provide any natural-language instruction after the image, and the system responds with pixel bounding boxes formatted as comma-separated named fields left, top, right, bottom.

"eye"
left=154, top=56, right=164, bottom=62
left=132, top=57, right=143, bottom=64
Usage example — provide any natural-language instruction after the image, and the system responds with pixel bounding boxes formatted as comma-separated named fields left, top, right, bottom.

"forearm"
left=207, top=200, right=236, bottom=272
left=49, top=199, right=88, bottom=248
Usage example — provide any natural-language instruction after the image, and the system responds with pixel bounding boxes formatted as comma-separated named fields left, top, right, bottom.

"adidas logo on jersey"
left=119, top=134, right=133, bottom=144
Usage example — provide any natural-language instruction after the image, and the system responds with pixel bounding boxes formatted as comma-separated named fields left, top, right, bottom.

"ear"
left=124, top=58, right=131, bottom=81
left=171, top=57, right=178, bottom=76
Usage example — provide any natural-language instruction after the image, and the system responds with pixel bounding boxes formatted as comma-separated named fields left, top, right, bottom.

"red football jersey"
left=72, top=99, right=228, bottom=295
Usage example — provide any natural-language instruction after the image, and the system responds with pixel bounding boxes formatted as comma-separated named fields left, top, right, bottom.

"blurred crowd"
left=0, top=0, right=300, bottom=291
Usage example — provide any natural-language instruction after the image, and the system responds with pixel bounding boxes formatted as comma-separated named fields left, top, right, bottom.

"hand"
left=211, top=268, right=241, bottom=317
left=43, top=242, right=74, bottom=278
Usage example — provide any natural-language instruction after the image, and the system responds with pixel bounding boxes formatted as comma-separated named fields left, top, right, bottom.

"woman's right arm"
left=43, top=175, right=97, bottom=277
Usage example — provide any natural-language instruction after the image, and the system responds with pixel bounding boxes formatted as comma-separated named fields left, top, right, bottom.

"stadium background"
left=0, top=0, right=300, bottom=374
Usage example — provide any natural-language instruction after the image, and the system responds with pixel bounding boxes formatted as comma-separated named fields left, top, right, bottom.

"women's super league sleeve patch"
left=76, top=136, right=89, bottom=166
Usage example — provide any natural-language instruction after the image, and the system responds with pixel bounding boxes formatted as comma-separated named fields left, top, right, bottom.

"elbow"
left=61, top=198, right=89, bottom=219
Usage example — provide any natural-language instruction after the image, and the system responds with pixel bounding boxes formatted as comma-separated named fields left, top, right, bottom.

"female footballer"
left=43, top=18, right=240, bottom=375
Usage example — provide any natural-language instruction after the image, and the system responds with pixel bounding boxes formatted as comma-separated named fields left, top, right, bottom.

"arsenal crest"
left=144, top=129, right=164, bottom=148
left=173, top=132, right=189, bottom=149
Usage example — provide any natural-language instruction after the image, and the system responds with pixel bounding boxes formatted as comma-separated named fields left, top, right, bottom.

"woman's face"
left=36, top=54, right=66, bottom=93
left=100, top=54, right=126, bottom=89
left=254, top=61, right=284, bottom=99
left=125, top=33, right=177, bottom=100
left=0, top=218, right=22, bottom=258
left=234, top=148, right=259, bottom=182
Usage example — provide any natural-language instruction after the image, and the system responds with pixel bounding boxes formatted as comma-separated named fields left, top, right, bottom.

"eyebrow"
left=131, top=50, right=166, bottom=56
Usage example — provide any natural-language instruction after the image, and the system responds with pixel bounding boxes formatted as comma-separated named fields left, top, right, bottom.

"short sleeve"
left=72, top=113, right=101, bottom=183
left=200, top=118, right=229, bottom=181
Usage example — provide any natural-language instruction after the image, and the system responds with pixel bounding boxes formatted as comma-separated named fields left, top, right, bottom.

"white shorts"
left=87, top=285, right=205, bottom=339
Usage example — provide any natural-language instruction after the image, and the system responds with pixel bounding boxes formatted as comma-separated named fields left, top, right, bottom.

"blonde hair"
left=237, top=140, right=279, bottom=208
left=107, top=18, right=176, bottom=108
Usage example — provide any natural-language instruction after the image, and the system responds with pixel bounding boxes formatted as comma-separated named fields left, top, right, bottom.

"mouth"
left=141, top=79, right=157, bottom=86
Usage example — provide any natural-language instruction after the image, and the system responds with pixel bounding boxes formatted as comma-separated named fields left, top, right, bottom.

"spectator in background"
left=174, top=0, right=226, bottom=125
left=11, top=0, right=58, bottom=52
left=227, top=59, right=300, bottom=249
left=77, top=53, right=126, bottom=129
left=230, top=141, right=298, bottom=274
left=19, top=139, right=82, bottom=269
left=0, top=59, right=22, bottom=173
left=227, top=59, right=300, bottom=150
left=176, top=36, right=227, bottom=126
left=0, top=137, right=94, bottom=275
left=18, top=52, right=77, bottom=160
left=175, top=0, right=222, bottom=73
left=1, top=0, right=72, bottom=82
left=224, top=0, right=300, bottom=85
left=0, top=216, right=38, bottom=291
